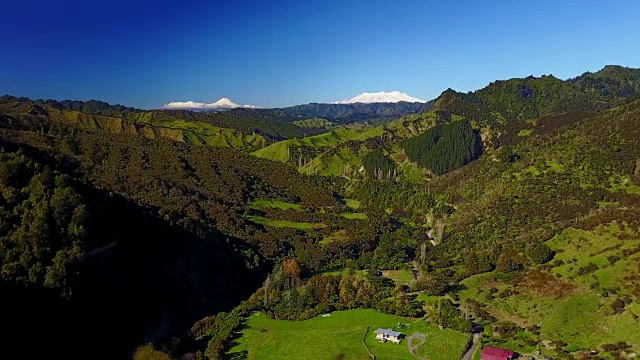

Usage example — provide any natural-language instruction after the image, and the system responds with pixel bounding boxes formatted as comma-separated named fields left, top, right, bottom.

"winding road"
left=462, top=332, right=482, bottom=360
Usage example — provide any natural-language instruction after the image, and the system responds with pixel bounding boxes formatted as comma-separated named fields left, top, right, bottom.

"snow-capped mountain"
left=161, top=98, right=258, bottom=111
left=333, top=91, right=427, bottom=104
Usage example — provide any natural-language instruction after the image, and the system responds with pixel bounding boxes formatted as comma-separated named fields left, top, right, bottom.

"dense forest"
left=362, top=148, right=397, bottom=179
left=403, top=120, right=481, bottom=175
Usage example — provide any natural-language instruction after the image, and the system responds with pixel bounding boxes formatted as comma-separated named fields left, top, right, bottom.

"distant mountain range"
left=159, top=91, right=434, bottom=127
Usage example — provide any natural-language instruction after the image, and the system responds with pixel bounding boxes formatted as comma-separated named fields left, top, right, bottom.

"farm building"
left=375, top=328, right=402, bottom=343
left=481, top=346, right=514, bottom=360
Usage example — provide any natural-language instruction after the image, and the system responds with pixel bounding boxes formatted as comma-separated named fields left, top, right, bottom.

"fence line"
left=363, top=326, right=375, bottom=360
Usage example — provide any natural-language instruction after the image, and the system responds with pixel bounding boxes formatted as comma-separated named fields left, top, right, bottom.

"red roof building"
left=481, top=346, right=514, bottom=360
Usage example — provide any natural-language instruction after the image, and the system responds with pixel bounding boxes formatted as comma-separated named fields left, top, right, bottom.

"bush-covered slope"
left=436, top=65, right=640, bottom=124
left=426, top=99, right=640, bottom=275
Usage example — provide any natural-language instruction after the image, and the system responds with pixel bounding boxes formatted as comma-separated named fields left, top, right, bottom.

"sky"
left=1, top=0, right=639, bottom=109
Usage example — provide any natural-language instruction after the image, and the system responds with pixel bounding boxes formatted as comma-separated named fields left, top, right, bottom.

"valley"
left=2, top=65, right=640, bottom=360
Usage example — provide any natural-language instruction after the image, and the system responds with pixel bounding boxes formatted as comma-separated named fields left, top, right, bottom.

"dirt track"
left=407, top=332, right=427, bottom=360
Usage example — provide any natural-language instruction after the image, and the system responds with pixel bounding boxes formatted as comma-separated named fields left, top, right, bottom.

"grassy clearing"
left=252, top=127, right=383, bottom=164
left=340, top=212, right=368, bottom=220
left=247, top=215, right=325, bottom=230
left=381, top=269, right=415, bottom=285
left=414, top=293, right=440, bottom=306
left=344, top=198, right=362, bottom=209
left=250, top=199, right=302, bottom=211
left=321, top=268, right=369, bottom=278
left=320, top=230, right=350, bottom=246
left=131, top=116, right=264, bottom=149
left=227, top=309, right=470, bottom=360
left=542, top=292, right=640, bottom=350
left=608, top=175, right=640, bottom=194
left=517, top=129, right=533, bottom=136
left=545, top=159, right=564, bottom=172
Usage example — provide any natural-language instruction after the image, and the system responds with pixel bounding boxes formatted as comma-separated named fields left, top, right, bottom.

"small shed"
left=375, top=328, right=402, bottom=343
left=481, top=346, right=514, bottom=360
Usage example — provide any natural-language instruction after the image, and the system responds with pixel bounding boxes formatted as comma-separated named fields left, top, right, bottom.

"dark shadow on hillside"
left=448, top=284, right=468, bottom=294
left=227, top=350, right=249, bottom=360
left=0, top=141, right=264, bottom=360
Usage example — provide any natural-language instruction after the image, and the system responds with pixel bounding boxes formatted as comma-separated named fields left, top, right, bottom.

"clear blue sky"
left=1, top=0, right=639, bottom=109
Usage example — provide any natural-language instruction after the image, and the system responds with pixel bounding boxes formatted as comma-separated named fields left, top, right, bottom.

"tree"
left=496, top=252, right=523, bottom=273
left=282, top=258, right=302, bottom=287
left=526, top=243, right=555, bottom=264
left=411, top=275, right=448, bottom=295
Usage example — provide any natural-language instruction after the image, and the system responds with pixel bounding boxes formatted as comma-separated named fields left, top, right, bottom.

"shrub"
left=496, top=252, right=524, bottom=273
left=607, top=255, right=621, bottom=265
left=133, top=344, right=171, bottom=360
left=577, top=263, right=599, bottom=276
left=610, top=298, right=626, bottom=314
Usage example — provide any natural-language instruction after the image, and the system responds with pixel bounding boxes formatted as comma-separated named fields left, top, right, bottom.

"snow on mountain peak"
left=332, top=91, right=427, bottom=104
left=161, top=98, right=258, bottom=111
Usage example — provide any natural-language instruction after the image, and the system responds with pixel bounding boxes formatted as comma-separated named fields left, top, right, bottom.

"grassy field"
left=546, top=224, right=640, bottom=293
left=227, top=309, right=470, bottom=360
left=541, top=292, right=640, bottom=350
left=343, top=198, right=362, bottom=209
left=249, top=198, right=303, bottom=211
left=131, top=115, right=265, bottom=150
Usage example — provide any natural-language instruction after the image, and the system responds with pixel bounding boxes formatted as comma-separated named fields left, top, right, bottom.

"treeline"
left=250, top=206, right=404, bottom=271
left=404, top=121, right=481, bottom=175
left=248, top=259, right=425, bottom=320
